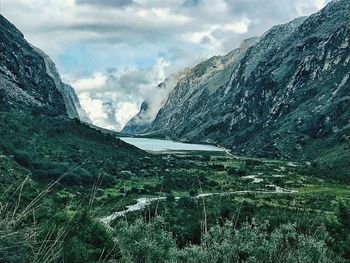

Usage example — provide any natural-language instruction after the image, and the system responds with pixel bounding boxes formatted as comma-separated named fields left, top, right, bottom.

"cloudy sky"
left=2, top=0, right=330, bottom=130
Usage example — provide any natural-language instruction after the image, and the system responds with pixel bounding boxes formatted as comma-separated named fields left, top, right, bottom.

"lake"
left=119, top=137, right=225, bottom=152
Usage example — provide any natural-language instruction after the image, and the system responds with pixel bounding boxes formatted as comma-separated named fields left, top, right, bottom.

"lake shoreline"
left=119, top=137, right=225, bottom=152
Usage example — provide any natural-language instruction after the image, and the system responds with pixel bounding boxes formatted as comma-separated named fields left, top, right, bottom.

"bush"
left=237, top=168, right=248, bottom=176
left=245, top=159, right=263, bottom=166
left=177, top=222, right=339, bottom=263
left=227, top=165, right=248, bottom=177
left=227, top=167, right=238, bottom=176
left=112, top=218, right=340, bottom=263
left=178, top=197, right=196, bottom=209
left=115, top=219, right=176, bottom=263
left=63, top=211, right=116, bottom=263
left=189, top=188, right=198, bottom=197
left=166, top=194, right=176, bottom=203
left=13, top=150, right=32, bottom=167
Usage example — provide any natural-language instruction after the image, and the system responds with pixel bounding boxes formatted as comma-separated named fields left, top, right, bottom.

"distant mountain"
left=0, top=15, right=89, bottom=121
left=124, top=0, right=350, bottom=170
left=123, top=70, right=190, bottom=134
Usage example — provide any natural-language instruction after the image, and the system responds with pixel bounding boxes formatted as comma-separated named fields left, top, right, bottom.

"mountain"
left=32, top=46, right=91, bottom=122
left=124, top=0, right=350, bottom=171
left=0, top=15, right=89, bottom=121
left=122, top=36, right=260, bottom=135
left=0, top=15, right=149, bottom=186
left=123, top=70, right=190, bottom=134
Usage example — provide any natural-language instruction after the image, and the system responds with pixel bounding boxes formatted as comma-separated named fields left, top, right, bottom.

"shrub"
left=13, top=150, right=32, bottom=167
left=189, top=188, right=198, bottom=197
left=245, top=159, right=263, bottom=166
left=227, top=167, right=238, bottom=176
left=177, top=222, right=338, bottom=263
left=63, top=211, right=116, bottom=263
left=237, top=168, right=248, bottom=177
left=166, top=194, right=176, bottom=203
left=178, top=197, right=196, bottom=209
left=115, top=219, right=176, bottom=263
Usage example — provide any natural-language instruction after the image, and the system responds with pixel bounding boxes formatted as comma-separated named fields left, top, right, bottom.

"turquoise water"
left=119, top=137, right=224, bottom=152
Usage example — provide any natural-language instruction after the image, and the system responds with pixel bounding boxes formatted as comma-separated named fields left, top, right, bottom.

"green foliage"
left=227, top=164, right=248, bottom=177
left=13, top=150, right=32, bottom=167
left=115, top=218, right=177, bottom=263
left=0, top=232, right=33, bottom=263
left=177, top=222, right=339, bottom=263
left=163, top=169, right=216, bottom=191
left=63, top=211, right=116, bottom=263
left=327, top=200, right=350, bottom=259
left=0, top=111, right=150, bottom=185
left=0, top=110, right=349, bottom=263
left=112, top=218, right=342, bottom=263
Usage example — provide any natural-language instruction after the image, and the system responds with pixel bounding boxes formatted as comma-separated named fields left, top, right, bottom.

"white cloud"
left=72, top=72, right=108, bottom=92
left=115, top=101, right=140, bottom=126
left=2, top=0, right=329, bottom=131
left=183, top=18, right=251, bottom=55
left=184, top=19, right=251, bottom=44
left=223, top=19, right=251, bottom=34
left=314, top=0, right=327, bottom=9
left=65, top=57, right=171, bottom=130
left=78, top=93, right=110, bottom=128
left=295, top=0, right=328, bottom=16
left=2, top=0, right=327, bottom=57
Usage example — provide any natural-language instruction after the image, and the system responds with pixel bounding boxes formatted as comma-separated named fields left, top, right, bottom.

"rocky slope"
left=123, top=36, right=259, bottom=134
left=33, top=46, right=90, bottom=122
left=124, top=0, right=350, bottom=163
left=0, top=15, right=89, bottom=121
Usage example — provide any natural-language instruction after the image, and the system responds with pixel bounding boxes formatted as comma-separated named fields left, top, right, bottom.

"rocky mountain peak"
left=0, top=15, right=89, bottom=121
left=0, top=14, right=23, bottom=38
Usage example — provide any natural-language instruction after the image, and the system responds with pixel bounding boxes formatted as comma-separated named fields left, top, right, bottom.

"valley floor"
left=1, top=135, right=349, bottom=262
left=59, top=150, right=350, bottom=261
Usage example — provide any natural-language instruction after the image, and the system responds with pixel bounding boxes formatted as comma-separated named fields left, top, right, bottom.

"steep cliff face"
left=125, top=0, right=350, bottom=161
left=123, top=36, right=259, bottom=134
left=0, top=15, right=89, bottom=121
left=33, top=46, right=91, bottom=122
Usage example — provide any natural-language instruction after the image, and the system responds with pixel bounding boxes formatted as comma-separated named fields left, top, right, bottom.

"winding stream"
left=99, top=137, right=298, bottom=226
left=99, top=187, right=298, bottom=225
left=99, top=197, right=166, bottom=225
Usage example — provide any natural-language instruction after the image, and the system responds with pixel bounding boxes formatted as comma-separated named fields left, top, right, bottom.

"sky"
left=1, top=0, right=330, bottom=130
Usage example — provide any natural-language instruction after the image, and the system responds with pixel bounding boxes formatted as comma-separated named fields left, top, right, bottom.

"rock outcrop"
left=33, top=46, right=90, bottom=122
left=0, top=15, right=89, bottom=122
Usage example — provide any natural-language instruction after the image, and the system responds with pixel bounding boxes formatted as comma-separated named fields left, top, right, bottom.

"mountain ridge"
left=0, top=14, right=89, bottom=121
left=123, top=0, right=350, bottom=174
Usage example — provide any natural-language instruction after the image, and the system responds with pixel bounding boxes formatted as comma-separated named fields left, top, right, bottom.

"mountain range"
left=124, top=0, right=350, bottom=175
left=0, top=2, right=350, bottom=262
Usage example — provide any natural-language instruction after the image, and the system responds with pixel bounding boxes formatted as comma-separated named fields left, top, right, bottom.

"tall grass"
left=0, top=179, right=64, bottom=262
left=0, top=163, right=95, bottom=263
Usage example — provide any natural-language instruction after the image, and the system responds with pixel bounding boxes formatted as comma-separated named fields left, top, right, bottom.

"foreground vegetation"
left=1, top=181, right=349, bottom=262
left=0, top=111, right=349, bottom=262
